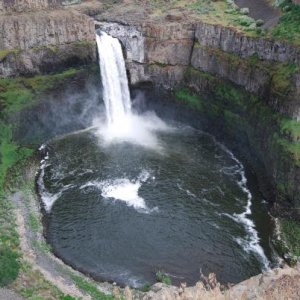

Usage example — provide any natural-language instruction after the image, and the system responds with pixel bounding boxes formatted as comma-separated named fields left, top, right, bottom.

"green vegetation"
left=146, top=0, right=263, bottom=35
left=272, top=63, right=299, bottom=95
left=177, top=65, right=300, bottom=166
left=272, top=0, right=300, bottom=45
left=195, top=45, right=299, bottom=97
left=0, top=49, right=19, bottom=61
left=12, top=262, right=78, bottom=300
left=0, top=67, right=89, bottom=292
left=155, top=271, right=172, bottom=285
left=176, top=71, right=300, bottom=259
left=280, top=119, right=300, bottom=142
left=72, top=275, right=115, bottom=300
left=28, top=213, right=40, bottom=233
left=147, top=0, right=300, bottom=41
left=140, top=282, right=151, bottom=292
left=281, top=219, right=300, bottom=256
left=0, top=246, right=20, bottom=287
left=186, top=0, right=214, bottom=14
left=175, top=88, right=203, bottom=111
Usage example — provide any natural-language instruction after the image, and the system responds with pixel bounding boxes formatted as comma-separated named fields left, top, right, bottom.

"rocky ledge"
left=139, top=263, right=300, bottom=300
left=90, top=0, right=300, bottom=222
left=0, top=2, right=96, bottom=77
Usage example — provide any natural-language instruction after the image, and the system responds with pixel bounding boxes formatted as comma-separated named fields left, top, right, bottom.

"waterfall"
left=96, top=31, right=131, bottom=124
left=95, top=31, right=170, bottom=150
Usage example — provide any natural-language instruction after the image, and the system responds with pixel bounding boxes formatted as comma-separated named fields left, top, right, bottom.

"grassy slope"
left=147, top=0, right=300, bottom=46
left=0, top=67, right=114, bottom=299
left=272, top=0, right=300, bottom=45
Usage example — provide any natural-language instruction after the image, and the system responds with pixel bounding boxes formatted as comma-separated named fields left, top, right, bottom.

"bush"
left=256, top=19, right=264, bottom=26
left=240, top=7, right=249, bottom=15
left=0, top=246, right=20, bottom=286
left=237, top=15, right=256, bottom=27
left=140, top=282, right=151, bottom=292
left=272, top=1, right=300, bottom=43
left=155, top=271, right=172, bottom=285
left=281, top=219, right=300, bottom=257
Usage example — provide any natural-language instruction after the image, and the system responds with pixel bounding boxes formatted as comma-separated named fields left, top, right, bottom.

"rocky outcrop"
left=140, top=264, right=300, bottom=300
left=0, top=42, right=95, bottom=77
left=0, top=10, right=96, bottom=77
left=0, top=0, right=62, bottom=13
left=96, top=17, right=300, bottom=217
left=96, top=21, right=194, bottom=86
left=194, top=22, right=300, bottom=64
left=191, top=45, right=271, bottom=95
left=0, top=11, right=94, bottom=50
left=98, top=20, right=300, bottom=117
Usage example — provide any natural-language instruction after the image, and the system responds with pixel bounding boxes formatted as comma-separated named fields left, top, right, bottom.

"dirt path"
left=0, top=288, right=25, bottom=300
left=235, top=0, right=281, bottom=28
left=14, top=205, right=91, bottom=300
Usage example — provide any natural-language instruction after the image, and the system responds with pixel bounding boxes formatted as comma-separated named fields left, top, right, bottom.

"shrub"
left=140, top=282, right=151, bottom=292
left=0, top=246, right=20, bottom=287
left=272, top=1, right=300, bottom=43
left=155, top=271, right=172, bottom=285
left=237, top=15, right=256, bottom=27
left=256, top=19, right=264, bottom=26
left=281, top=219, right=300, bottom=257
left=240, top=7, right=249, bottom=15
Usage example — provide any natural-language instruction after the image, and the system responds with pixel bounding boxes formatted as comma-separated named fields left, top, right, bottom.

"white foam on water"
left=80, top=170, right=157, bottom=213
left=38, top=148, right=75, bottom=212
left=94, top=111, right=172, bottom=151
left=177, top=183, right=220, bottom=207
left=217, top=142, right=270, bottom=270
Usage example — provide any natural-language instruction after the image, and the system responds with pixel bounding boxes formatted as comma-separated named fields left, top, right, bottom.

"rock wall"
left=0, top=0, right=62, bottom=13
left=141, top=264, right=300, bottom=300
left=0, top=10, right=96, bottom=77
left=0, top=11, right=94, bottom=50
left=98, top=20, right=300, bottom=119
left=96, top=21, right=194, bottom=87
left=194, top=22, right=300, bottom=64
left=97, top=19, right=300, bottom=217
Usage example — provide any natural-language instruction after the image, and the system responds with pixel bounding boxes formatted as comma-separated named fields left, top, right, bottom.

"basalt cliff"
left=0, top=0, right=96, bottom=77
left=1, top=0, right=300, bottom=299
left=92, top=5, right=300, bottom=221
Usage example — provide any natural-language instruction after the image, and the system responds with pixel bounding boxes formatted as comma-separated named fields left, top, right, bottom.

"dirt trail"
left=235, top=0, right=281, bottom=28
left=0, top=288, right=25, bottom=300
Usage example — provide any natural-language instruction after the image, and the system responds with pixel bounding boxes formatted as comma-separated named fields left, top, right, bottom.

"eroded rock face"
left=97, top=22, right=145, bottom=63
left=0, top=42, right=95, bottom=77
left=97, top=21, right=194, bottom=87
left=195, top=22, right=300, bottom=64
left=0, top=10, right=96, bottom=76
left=0, top=11, right=94, bottom=50
left=96, top=17, right=300, bottom=216
left=0, top=0, right=62, bottom=13
left=191, top=46, right=271, bottom=95
left=139, top=264, right=300, bottom=300
left=98, top=19, right=300, bottom=108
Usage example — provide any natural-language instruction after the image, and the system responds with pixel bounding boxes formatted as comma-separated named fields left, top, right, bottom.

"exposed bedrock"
left=142, top=264, right=300, bottom=300
left=0, top=0, right=62, bottom=13
left=97, top=19, right=300, bottom=217
left=0, top=10, right=96, bottom=76
left=97, top=20, right=300, bottom=118
left=96, top=21, right=194, bottom=87
left=194, top=22, right=300, bottom=64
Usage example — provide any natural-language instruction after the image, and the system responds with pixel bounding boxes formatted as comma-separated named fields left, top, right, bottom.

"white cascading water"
left=96, top=31, right=131, bottom=124
left=95, top=31, right=170, bottom=149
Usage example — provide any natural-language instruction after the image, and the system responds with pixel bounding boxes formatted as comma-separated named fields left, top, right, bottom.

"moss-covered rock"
left=176, top=68, right=300, bottom=221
